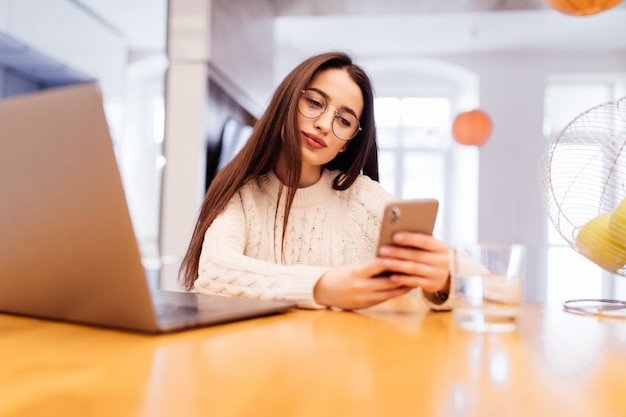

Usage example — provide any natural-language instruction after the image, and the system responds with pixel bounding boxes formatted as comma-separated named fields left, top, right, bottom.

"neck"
left=298, top=165, right=322, bottom=188
left=275, top=154, right=322, bottom=188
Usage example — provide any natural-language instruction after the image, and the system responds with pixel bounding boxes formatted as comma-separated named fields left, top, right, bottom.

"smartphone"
left=376, top=199, right=439, bottom=277
left=378, top=199, right=439, bottom=248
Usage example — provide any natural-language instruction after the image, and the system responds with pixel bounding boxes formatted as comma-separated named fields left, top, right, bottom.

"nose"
left=313, top=108, right=335, bottom=134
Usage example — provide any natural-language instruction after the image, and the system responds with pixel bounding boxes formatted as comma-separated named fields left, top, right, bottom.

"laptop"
left=0, top=83, right=295, bottom=333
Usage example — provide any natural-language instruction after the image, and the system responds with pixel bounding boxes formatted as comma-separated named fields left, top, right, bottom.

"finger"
left=359, top=275, right=408, bottom=291
left=380, top=245, right=449, bottom=267
left=392, top=232, right=450, bottom=252
left=356, top=258, right=398, bottom=279
left=389, top=272, right=450, bottom=293
left=381, top=256, right=448, bottom=277
left=373, top=286, right=413, bottom=300
left=354, top=286, right=413, bottom=309
left=388, top=274, right=431, bottom=290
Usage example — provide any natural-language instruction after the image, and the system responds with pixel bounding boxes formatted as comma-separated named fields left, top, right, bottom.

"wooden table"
left=2, top=296, right=626, bottom=417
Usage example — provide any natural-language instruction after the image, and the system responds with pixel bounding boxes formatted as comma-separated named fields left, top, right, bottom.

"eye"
left=336, top=112, right=355, bottom=128
left=305, top=97, right=325, bottom=110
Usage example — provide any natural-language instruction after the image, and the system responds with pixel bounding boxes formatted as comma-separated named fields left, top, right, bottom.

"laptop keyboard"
left=153, top=303, right=200, bottom=323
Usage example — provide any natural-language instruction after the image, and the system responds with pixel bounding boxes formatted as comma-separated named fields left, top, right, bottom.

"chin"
left=301, top=148, right=333, bottom=168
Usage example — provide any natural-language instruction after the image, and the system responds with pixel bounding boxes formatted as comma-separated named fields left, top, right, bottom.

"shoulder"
left=352, top=174, right=391, bottom=195
left=237, top=176, right=270, bottom=203
left=337, top=171, right=393, bottom=200
left=326, top=170, right=394, bottom=213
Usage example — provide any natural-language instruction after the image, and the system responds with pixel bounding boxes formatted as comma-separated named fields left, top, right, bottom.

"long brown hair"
left=179, top=51, right=380, bottom=290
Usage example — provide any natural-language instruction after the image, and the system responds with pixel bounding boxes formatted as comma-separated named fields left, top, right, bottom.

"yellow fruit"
left=609, top=197, right=626, bottom=242
left=576, top=213, right=626, bottom=272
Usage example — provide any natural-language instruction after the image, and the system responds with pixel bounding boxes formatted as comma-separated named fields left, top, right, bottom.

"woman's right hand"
left=312, top=259, right=412, bottom=310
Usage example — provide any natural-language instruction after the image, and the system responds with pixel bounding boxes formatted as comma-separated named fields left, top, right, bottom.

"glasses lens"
left=333, top=112, right=360, bottom=140
left=299, top=90, right=326, bottom=119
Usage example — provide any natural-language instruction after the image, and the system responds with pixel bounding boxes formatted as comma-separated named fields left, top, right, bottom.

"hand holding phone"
left=377, top=199, right=439, bottom=248
left=376, top=199, right=439, bottom=277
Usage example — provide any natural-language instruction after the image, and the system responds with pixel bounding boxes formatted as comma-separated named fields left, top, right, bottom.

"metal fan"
left=538, top=96, right=626, bottom=317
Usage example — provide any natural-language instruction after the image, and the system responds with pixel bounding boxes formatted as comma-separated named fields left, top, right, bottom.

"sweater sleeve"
left=194, top=194, right=330, bottom=309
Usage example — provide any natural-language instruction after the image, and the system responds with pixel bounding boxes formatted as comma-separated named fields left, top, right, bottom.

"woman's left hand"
left=377, top=232, right=451, bottom=294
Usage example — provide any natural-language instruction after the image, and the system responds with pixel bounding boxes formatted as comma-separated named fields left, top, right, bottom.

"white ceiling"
left=70, top=0, right=626, bottom=57
left=276, top=8, right=626, bottom=59
left=270, top=0, right=550, bottom=15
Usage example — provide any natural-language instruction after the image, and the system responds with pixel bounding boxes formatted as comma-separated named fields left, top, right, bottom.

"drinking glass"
left=453, top=243, right=526, bottom=333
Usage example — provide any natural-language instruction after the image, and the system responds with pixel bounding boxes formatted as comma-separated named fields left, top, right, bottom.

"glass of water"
left=452, top=243, right=526, bottom=333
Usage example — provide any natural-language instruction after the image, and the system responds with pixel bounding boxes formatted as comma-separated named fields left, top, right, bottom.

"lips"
left=302, top=132, right=327, bottom=149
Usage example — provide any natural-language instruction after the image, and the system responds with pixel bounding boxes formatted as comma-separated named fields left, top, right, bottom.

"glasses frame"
left=298, top=89, right=362, bottom=141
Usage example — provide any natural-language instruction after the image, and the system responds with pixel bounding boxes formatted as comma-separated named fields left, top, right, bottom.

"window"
left=375, top=97, right=452, bottom=237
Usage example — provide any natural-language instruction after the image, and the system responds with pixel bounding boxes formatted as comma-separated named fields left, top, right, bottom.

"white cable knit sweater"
left=195, top=169, right=449, bottom=309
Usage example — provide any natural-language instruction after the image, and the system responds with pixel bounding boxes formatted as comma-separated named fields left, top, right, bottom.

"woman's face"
left=297, top=68, right=364, bottom=173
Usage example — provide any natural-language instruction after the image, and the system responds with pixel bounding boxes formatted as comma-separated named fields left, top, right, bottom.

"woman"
left=180, top=52, right=452, bottom=310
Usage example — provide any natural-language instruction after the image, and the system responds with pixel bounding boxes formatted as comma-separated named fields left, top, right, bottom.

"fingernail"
left=393, top=233, right=405, bottom=243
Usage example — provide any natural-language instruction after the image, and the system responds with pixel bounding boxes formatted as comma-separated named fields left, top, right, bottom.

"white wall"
left=0, top=0, right=126, bottom=102
left=446, top=51, right=626, bottom=301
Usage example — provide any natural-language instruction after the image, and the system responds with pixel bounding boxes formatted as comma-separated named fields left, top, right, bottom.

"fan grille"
left=539, top=96, right=626, bottom=274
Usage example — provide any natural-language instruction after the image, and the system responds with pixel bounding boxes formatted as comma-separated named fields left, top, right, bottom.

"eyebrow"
left=307, top=87, right=359, bottom=119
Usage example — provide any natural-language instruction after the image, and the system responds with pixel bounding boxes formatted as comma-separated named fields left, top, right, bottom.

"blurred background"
left=2, top=0, right=626, bottom=303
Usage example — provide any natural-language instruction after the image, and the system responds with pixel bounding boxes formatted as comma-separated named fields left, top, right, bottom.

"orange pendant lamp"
left=543, top=0, right=623, bottom=16
left=452, top=109, right=493, bottom=146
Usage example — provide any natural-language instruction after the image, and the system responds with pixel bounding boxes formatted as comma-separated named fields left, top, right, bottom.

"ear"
left=340, top=145, right=347, bottom=153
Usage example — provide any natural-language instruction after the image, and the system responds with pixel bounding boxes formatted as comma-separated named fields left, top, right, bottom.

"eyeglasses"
left=298, top=89, right=362, bottom=141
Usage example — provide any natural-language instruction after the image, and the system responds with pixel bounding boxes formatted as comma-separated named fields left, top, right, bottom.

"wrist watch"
left=431, top=291, right=449, bottom=303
